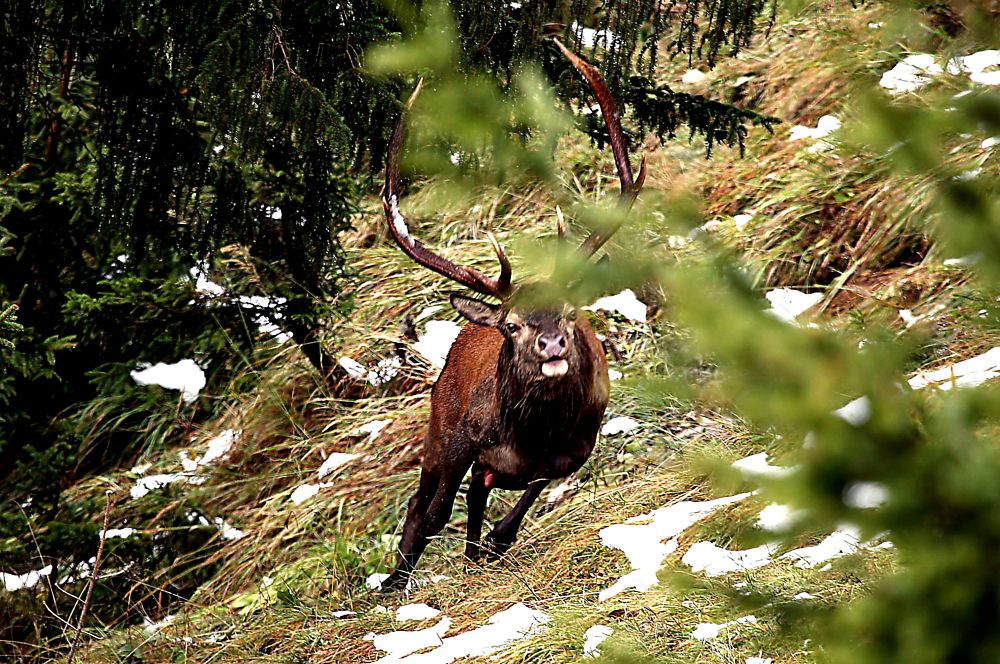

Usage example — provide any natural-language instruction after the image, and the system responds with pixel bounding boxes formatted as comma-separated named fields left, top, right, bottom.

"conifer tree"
left=0, top=0, right=778, bottom=652
left=1, top=0, right=777, bottom=468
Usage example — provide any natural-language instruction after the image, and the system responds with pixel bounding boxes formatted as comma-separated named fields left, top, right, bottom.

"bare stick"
left=67, top=490, right=112, bottom=664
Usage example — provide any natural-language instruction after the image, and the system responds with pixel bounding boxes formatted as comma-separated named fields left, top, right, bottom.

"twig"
left=67, top=490, right=111, bottom=664
left=44, top=40, right=75, bottom=167
left=271, top=26, right=304, bottom=82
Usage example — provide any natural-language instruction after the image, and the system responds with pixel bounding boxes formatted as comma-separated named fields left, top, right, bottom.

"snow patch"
left=186, top=511, right=245, bottom=540
left=547, top=479, right=578, bottom=505
left=834, top=396, right=871, bottom=426
left=130, top=430, right=238, bottom=500
left=597, top=493, right=753, bottom=601
left=880, top=54, right=942, bottom=94
left=369, top=357, right=402, bottom=386
left=682, top=541, right=779, bottom=577
left=365, top=572, right=449, bottom=592
left=756, top=503, right=802, bottom=532
left=369, top=602, right=549, bottom=663
left=572, top=21, right=619, bottom=48
left=58, top=557, right=95, bottom=585
left=780, top=525, right=862, bottom=568
left=900, top=302, right=948, bottom=328
left=358, top=419, right=390, bottom=442
left=366, top=617, right=452, bottom=660
left=788, top=115, right=841, bottom=141
left=691, top=615, right=757, bottom=640
left=289, top=483, right=333, bottom=505
left=413, top=320, right=462, bottom=369
left=732, top=452, right=795, bottom=479
left=764, top=289, right=822, bottom=323
left=188, top=266, right=291, bottom=342
left=367, top=573, right=392, bottom=590
left=601, top=416, right=639, bottom=436
left=955, top=167, right=982, bottom=181
left=947, top=50, right=1000, bottom=86
left=733, top=213, right=754, bottom=229
left=844, top=482, right=889, bottom=509
left=2, top=564, right=53, bottom=592
left=190, top=263, right=226, bottom=296
left=943, top=254, right=981, bottom=267
left=143, top=614, right=176, bottom=633
left=100, top=527, right=136, bottom=540
left=395, top=603, right=441, bottom=622
left=317, top=453, right=361, bottom=480
left=215, top=518, right=245, bottom=541
left=681, top=69, right=707, bottom=85
left=584, top=289, right=647, bottom=323
left=130, top=473, right=191, bottom=500
left=131, top=359, right=206, bottom=403
left=583, top=625, right=613, bottom=657
left=908, top=347, right=1000, bottom=391
left=197, top=429, right=239, bottom=467
left=339, top=356, right=366, bottom=379
left=881, top=50, right=1000, bottom=96
left=699, top=220, right=724, bottom=233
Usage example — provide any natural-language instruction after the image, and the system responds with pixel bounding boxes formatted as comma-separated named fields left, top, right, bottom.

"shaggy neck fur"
left=495, top=337, right=597, bottom=452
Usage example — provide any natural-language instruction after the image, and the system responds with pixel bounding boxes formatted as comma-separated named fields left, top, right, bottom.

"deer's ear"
left=450, top=294, right=502, bottom=327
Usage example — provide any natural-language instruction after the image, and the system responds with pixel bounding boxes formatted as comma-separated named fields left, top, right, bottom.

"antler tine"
left=486, top=231, right=512, bottom=294
left=553, top=38, right=646, bottom=258
left=383, top=80, right=513, bottom=300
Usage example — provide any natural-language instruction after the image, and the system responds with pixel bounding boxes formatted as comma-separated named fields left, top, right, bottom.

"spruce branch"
left=1, top=303, right=23, bottom=349
left=624, top=77, right=780, bottom=157
left=575, top=76, right=780, bottom=158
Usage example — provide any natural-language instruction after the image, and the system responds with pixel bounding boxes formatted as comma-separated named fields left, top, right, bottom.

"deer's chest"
left=476, top=429, right=590, bottom=482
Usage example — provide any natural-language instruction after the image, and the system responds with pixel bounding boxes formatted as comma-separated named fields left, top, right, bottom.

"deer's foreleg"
left=463, top=465, right=493, bottom=562
left=382, top=452, right=471, bottom=591
left=482, top=478, right=549, bottom=559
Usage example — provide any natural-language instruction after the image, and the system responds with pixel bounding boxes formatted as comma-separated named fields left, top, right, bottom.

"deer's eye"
left=504, top=322, right=519, bottom=334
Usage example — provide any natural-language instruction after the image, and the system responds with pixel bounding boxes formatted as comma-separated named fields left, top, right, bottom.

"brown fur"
left=379, top=42, right=638, bottom=591
left=380, top=303, right=609, bottom=590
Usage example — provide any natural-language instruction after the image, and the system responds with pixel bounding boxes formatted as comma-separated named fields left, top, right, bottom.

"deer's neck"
left=495, top=346, right=597, bottom=449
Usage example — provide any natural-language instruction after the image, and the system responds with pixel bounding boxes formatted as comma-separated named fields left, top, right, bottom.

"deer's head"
left=382, top=40, right=645, bottom=382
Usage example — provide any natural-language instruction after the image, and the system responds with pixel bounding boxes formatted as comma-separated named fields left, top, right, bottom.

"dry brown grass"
left=65, top=3, right=1000, bottom=661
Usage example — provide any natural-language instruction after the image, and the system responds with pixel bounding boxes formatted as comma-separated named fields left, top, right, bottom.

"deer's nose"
left=536, top=333, right=567, bottom=358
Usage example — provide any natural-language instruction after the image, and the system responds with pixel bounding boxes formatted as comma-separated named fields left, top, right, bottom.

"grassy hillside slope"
left=27, top=1, right=1000, bottom=661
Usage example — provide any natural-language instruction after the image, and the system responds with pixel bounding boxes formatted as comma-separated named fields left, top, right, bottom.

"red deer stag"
left=378, top=39, right=645, bottom=591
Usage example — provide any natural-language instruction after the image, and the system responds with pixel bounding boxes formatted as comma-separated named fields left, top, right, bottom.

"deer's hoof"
left=378, top=573, right=409, bottom=593
left=481, top=535, right=514, bottom=561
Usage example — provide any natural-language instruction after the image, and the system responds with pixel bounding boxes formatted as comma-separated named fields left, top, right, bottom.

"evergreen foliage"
left=625, top=75, right=779, bottom=157
left=0, top=0, right=780, bottom=475
left=0, top=0, right=781, bottom=657
left=0, top=304, right=20, bottom=349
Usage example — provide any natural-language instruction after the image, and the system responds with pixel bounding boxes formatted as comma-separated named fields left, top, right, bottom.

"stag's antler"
left=553, top=38, right=647, bottom=258
left=383, top=80, right=513, bottom=300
